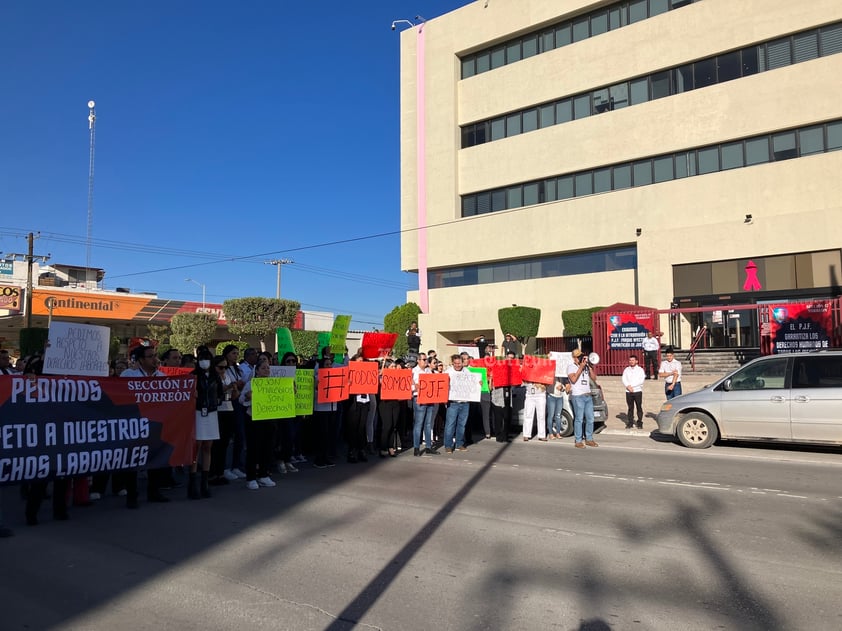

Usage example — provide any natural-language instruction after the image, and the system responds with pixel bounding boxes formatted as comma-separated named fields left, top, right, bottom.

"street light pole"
left=5, top=232, right=50, bottom=329
left=185, top=278, right=206, bottom=309
left=264, top=259, right=293, bottom=299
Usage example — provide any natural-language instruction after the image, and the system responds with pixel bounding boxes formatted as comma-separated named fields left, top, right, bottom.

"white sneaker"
left=277, top=462, right=288, bottom=474
left=257, top=476, right=276, bottom=487
left=246, top=480, right=259, bottom=490
left=285, top=462, right=298, bottom=473
left=231, top=468, right=247, bottom=479
left=117, top=489, right=127, bottom=497
left=223, top=469, right=239, bottom=481
left=89, top=492, right=102, bottom=501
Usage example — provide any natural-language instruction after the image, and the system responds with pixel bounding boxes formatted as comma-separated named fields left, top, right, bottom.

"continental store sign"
left=31, top=289, right=226, bottom=325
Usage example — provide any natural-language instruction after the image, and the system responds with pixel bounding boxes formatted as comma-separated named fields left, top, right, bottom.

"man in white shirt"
left=567, top=349, right=599, bottom=448
left=411, top=355, right=439, bottom=456
left=641, top=331, right=660, bottom=380
left=622, top=354, right=646, bottom=429
left=658, top=346, right=683, bottom=400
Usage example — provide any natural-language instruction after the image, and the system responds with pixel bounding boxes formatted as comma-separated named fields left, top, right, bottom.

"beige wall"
left=400, top=0, right=842, bottom=345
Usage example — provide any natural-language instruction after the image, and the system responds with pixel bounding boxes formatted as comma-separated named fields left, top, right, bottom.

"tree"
left=223, top=297, right=300, bottom=351
left=146, top=323, right=171, bottom=346
left=291, top=330, right=320, bottom=359
left=383, top=302, right=421, bottom=357
left=169, top=313, right=218, bottom=355
left=562, top=307, right=605, bottom=336
left=498, top=306, right=541, bottom=353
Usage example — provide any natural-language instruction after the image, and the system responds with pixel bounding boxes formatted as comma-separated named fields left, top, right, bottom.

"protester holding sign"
left=312, top=350, right=338, bottom=469
left=188, top=349, right=223, bottom=499
left=412, top=355, right=439, bottom=456
left=444, top=355, right=480, bottom=453
left=239, top=359, right=277, bottom=490
left=346, top=359, right=372, bottom=463
left=275, top=352, right=301, bottom=474
left=378, top=359, right=402, bottom=457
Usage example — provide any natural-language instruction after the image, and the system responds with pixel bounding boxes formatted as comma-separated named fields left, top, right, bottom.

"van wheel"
left=677, top=413, right=718, bottom=449
left=559, top=410, right=574, bottom=437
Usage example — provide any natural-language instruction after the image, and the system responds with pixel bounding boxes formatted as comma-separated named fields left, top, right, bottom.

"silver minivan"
left=657, top=351, right=842, bottom=448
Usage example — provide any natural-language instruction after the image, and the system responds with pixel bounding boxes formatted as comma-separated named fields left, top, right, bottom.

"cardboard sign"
left=521, top=355, right=555, bottom=385
left=418, top=373, right=449, bottom=404
left=251, top=377, right=296, bottom=420
left=467, top=366, right=489, bottom=392
left=269, top=366, right=296, bottom=378
left=360, top=332, right=398, bottom=359
left=448, top=369, right=482, bottom=402
left=491, top=359, right=522, bottom=388
left=316, top=367, right=348, bottom=403
left=549, top=352, right=572, bottom=377
left=330, top=315, right=352, bottom=354
left=276, top=327, right=295, bottom=359
left=43, top=321, right=110, bottom=377
left=380, top=368, right=413, bottom=400
left=347, top=361, right=379, bottom=394
left=295, top=369, right=314, bottom=416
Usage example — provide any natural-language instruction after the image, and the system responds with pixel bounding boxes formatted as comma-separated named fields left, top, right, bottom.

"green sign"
left=317, top=331, right=332, bottom=360
left=467, top=366, right=489, bottom=392
left=251, top=377, right=296, bottom=420
left=276, top=327, right=295, bottom=359
left=330, top=315, right=352, bottom=354
left=295, top=369, right=314, bottom=416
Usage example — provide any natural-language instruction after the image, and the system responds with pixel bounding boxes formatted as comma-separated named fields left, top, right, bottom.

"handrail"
left=686, top=324, right=709, bottom=372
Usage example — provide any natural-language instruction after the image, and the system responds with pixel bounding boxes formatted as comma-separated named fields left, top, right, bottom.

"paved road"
left=2, top=433, right=840, bottom=630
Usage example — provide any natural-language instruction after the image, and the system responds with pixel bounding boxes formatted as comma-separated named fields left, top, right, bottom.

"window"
left=476, top=193, right=491, bottom=214
left=522, top=35, right=539, bottom=59
left=523, top=182, right=540, bottom=206
left=506, top=112, right=521, bottom=136
left=575, top=172, right=593, bottom=196
left=730, top=358, right=788, bottom=390
left=572, top=16, right=590, bottom=42
left=820, top=23, right=842, bottom=55
left=629, top=0, right=647, bottom=24
left=828, top=121, right=842, bottom=151
left=799, top=126, right=824, bottom=156
left=653, top=156, right=674, bottom=182
left=651, top=71, right=670, bottom=99
left=674, top=64, right=694, bottom=93
left=772, top=132, right=797, bottom=160
left=594, top=167, right=612, bottom=193
left=609, top=6, right=625, bottom=30
left=613, top=164, right=632, bottom=189
left=766, top=37, right=792, bottom=69
left=539, top=104, right=555, bottom=128
left=491, top=190, right=506, bottom=212
left=793, top=31, right=819, bottom=63
left=507, top=187, right=522, bottom=209
left=697, top=147, right=719, bottom=174
left=474, top=122, right=487, bottom=145
left=745, top=137, right=770, bottom=165
left=720, top=142, right=744, bottom=170
left=522, top=108, right=538, bottom=133
left=558, top=176, right=575, bottom=199
left=674, top=151, right=696, bottom=178
left=461, top=58, right=475, bottom=79
left=630, top=77, right=649, bottom=105
left=610, top=83, right=629, bottom=109
left=793, top=357, right=842, bottom=388
left=633, top=160, right=653, bottom=186
left=717, top=50, right=742, bottom=82
left=476, top=52, right=490, bottom=73
left=462, top=196, right=477, bottom=216
left=543, top=179, right=557, bottom=202
left=693, top=58, right=716, bottom=88
left=556, top=99, right=573, bottom=123
left=491, top=118, right=505, bottom=141
left=461, top=126, right=475, bottom=148
left=591, top=11, right=609, bottom=36
left=650, top=0, right=670, bottom=16
left=593, top=88, right=611, bottom=113
left=506, top=41, right=522, bottom=64
left=490, top=47, right=506, bottom=69
left=555, top=23, right=572, bottom=48
left=541, top=30, right=555, bottom=53
left=573, top=94, right=591, bottom=120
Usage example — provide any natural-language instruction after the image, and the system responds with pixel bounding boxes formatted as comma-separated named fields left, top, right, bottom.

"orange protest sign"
left=346, top=361, right=379, bottom=394
left=491, top=359, right=522, bottom=388
left=521, top=355, right=555, bottom=384
left=380, top=368, right=413, bottom=400
left=418, top=373, right=449, bottom=404
left=317, top=367, right=349, bottom=403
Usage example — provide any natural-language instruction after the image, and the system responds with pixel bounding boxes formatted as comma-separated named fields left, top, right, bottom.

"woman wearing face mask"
left=189, top=350, right=223, bottom=499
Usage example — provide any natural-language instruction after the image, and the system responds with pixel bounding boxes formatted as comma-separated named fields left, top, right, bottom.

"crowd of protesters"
left=0, top=335, right=677, bottom=537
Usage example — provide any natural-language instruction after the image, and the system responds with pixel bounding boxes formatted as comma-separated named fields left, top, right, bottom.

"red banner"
left=360, top=332, right=398, bottom=359
left=316, top=368, right=349, bottom=403
left=159, top=366, right=193, bottom=376
left=347, top=361, right=379, bottom=395
left=0, top=374, right=195, bottom=485
left=521, top=355, right=555, bottom=385
left=380, top=369, right=413, bottom=400
left=417, top=373, right=449, bottom=404
left=491, top=358, right=522, bottom=388
left=767, top=302, right=833, bottom=354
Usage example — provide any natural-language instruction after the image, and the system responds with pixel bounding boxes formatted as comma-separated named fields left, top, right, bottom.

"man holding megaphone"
left=567, top=349, right=600, bottom=449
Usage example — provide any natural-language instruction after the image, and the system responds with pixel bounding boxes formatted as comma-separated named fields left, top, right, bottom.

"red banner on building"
left=606, top=312, right=656, bottom=350
left=767, top=302, right=833, bottom=354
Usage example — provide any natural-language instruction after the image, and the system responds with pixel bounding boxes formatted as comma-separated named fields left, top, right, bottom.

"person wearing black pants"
left=346, top=394, right=370, bottom=463
left=25, top=479, right=69, bottom=526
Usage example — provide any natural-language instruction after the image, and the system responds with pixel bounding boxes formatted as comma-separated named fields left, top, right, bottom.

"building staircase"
left=684, top=349, right=761, bottom=374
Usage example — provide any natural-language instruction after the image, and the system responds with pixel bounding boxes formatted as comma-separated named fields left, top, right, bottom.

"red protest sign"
left=346, top=361, right=379, bottom=394
left=521, top=355, right=555, bottom=385
left=380, top=368, right=413, bottom=400
left=468, top=356, right=497, bottom=369
left=317, top=367, right=348, bottom=403
left=360, top=332, right=399, bottom=359
left=491, top=359, right=522, bottom=388
left=159, top=366, right=193, bottom=376
left=417, top=373, right=449, bottom=404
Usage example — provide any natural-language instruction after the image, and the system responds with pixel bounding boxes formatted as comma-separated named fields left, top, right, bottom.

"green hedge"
left=384, top=302, right=421, bottom=357
left=562, top=307, right=604, bottom=336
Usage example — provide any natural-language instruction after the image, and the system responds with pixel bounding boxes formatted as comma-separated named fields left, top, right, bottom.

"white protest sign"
left=457, top=345, right=480, bottom=359
left=549, top=351, right=573, bottom=377
left=269, top=366, right=296, bottom=378
left=448, top=369, right=481, bottom=402
left=43, top=321, right=110, bottom=377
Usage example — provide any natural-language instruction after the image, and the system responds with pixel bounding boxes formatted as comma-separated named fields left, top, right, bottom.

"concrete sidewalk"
left=595, top=371, right=723, bottom=436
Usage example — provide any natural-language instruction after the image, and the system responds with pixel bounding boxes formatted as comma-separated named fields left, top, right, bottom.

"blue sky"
left=0, top=0, right=469, bottom=330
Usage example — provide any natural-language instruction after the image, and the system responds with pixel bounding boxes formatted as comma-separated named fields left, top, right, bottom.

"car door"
left=719, top=357, right=791, bottom=440
left=790, top=355, right=842, bottom=443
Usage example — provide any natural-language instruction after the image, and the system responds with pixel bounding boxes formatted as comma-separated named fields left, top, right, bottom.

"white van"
left=657, top=351, right=842, bottom=448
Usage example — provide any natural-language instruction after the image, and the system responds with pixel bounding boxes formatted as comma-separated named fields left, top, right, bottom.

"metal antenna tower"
left=86, top=100, right=97, bottom=270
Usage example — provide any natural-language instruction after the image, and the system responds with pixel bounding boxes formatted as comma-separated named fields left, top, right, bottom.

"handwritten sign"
left=418, top=373, right=449, bottom=404
left=295, top=369, right=314, bottom=416
left=276, top=327, right=295, bottom=358
left=380, top=368, right=413, bottom=400
left=330, top=315, right=352, bottom=354
left=250, top=377, right=296, bottom=420
left=491, top=359, right=522, bottom=388
left=549, top=352, right=572, bottom=377
left=43, top=321, right=110, bottom=377
left=317, top=367, right=348, bottom=403
left=467, top=366, right=489, bottom=392
left=521, top=355, right=555, bottom=385
left=269, top=366, right=296, bottom=378
left=347, top=361, right=379, bottom=394
left=448, top=369, right=481, bottom=402
left=360, top=332, right=398, bottom=359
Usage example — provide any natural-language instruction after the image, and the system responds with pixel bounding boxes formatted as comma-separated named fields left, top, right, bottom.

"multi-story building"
left=399, top=0, right=842, bottom=353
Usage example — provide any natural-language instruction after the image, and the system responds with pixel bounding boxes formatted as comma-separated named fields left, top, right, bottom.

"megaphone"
left=588, top=352, right=600, bottom=365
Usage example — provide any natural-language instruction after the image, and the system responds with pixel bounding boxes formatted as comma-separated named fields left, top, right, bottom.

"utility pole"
left=5, top=232, right=51, bottom=329
left=86, top=100, right=97, bottom=271
left=264, top=259, right=293, bottom=299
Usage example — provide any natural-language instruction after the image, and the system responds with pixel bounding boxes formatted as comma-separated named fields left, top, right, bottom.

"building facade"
left=399, top=0, right=842, bottom=353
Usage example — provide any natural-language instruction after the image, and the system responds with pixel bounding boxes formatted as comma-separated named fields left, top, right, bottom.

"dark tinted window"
left=793, top=357, right=842, bottom=388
